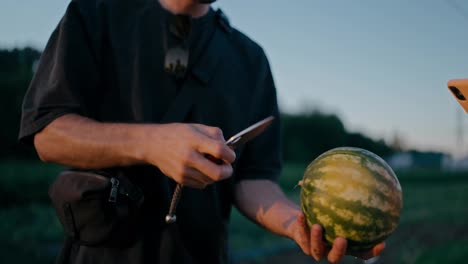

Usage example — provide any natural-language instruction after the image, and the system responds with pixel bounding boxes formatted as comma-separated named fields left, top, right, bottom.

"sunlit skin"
left=33, top=1, right=385, bottom=263
left=235, top=179, right=385, bottom=263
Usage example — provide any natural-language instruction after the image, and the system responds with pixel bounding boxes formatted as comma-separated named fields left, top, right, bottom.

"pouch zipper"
left=108, top=177, right=120, bottom=203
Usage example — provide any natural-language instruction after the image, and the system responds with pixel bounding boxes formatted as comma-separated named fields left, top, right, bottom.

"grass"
left=383, top=181, right=468, bottom=264
left=1, top=160, right=468, bottom=263
left=0, top=204, right=63, bottom=263
left=414, top=240, right=468, bottom=264
left=0, top=160, right=64, bottom=263
left=229, top=163, right=306, bottom=253
left=0, top=204, right=62, bottom=243
left=0, top=160, right=63, bottom=207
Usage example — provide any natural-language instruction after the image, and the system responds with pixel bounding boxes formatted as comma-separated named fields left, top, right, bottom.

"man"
left=19, top=0, right=384, bottom=263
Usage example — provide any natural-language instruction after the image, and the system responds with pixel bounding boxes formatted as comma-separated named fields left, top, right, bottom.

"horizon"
left=1, top=0, right=468, bottom=157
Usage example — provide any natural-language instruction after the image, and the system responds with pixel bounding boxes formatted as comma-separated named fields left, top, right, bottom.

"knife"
left=165, top=116, right=275, bottom=224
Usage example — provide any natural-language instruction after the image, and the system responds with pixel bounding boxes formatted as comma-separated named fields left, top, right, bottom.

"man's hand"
left=290, top=213, right=385, bottom=263
left=34, top=114, right=235, bottom=186
left=141, top=123, right=236, bottom=189
left=233, top=180, right=385, bottom=264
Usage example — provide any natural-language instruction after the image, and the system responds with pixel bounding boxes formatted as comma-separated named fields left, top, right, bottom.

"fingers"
left=295, top=213, right=311, bottom=256
left=177, top=176, right=206, bottom=189
left=159, top=124, right=236, bottom=188
left=182, top=167, right=215, bottom=189
left=172, top=148, right=233, bottom=187
left=310, top=224, right=326, bottom=261
left=327, top=237, right=347, bottom=264
left=189, top=152, right=233, bottom=182
left=169, top=166, right=212, bottom=189
left=196, top=136, right=236, bottom=164
left=298, top=222, right=352, bottom=263
left=362, top=242, right=386, bottom=260
left=374, top=242, right=386, bottom=256
left=192, top=125, right=236, bottom=163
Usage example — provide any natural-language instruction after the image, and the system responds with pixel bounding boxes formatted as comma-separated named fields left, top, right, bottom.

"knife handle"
left=165, top=184, right=182, bottom=224
left=165, top=156, right=222, bottom=224
left=165, top=146, right=234, bottom=224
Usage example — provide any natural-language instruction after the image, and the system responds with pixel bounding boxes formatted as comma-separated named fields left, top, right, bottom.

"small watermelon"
left=299, top=147, right=402, bottom=251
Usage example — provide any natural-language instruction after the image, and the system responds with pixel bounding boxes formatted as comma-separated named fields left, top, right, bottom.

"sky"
left=1, top=0, right=468, bottom=157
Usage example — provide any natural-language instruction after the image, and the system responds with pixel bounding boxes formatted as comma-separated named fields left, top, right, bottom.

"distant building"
left=442, top=155, right=468, bottom=171
left=385, top=152, right=413, bottom=170
left=385, top=151, right=448, bottom=170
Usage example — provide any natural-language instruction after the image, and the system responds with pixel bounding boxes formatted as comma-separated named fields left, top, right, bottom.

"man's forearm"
left=34, top=114, right=147, bottom=169
left=234, top=179, right=302, bottom=239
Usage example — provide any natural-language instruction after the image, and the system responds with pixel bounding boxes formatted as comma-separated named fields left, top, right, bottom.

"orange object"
left=448, top=79, right=468, bottom=113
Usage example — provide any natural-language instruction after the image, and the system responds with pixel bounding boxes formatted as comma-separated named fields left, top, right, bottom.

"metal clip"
left=108, top=177, right=120, bottom=203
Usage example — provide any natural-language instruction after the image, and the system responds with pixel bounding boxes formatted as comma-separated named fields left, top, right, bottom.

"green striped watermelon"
left=299, top=147, right=402, bottom=251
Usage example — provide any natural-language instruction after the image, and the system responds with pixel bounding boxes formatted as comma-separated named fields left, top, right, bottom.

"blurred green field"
left=1, top=160, right=467, bottom=263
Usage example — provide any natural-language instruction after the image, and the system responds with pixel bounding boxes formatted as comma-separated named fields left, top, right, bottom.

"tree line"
left=0, top=48, right=394, bottom=161
left=281, top=112, right=393, bottom=163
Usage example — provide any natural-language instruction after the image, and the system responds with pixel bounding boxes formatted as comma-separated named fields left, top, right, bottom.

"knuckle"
left=185, top=125, right=198, bottom=138
left=211, top=127, right=223, bottom=139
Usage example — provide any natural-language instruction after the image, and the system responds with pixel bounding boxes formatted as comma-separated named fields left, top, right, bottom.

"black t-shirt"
left=19, top=0, right=282, bottom=263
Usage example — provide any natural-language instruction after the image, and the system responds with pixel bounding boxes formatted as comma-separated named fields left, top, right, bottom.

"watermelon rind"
left=299, top=147, right=403, bottom=251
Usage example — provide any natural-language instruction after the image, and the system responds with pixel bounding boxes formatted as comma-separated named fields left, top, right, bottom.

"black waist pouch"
left=48, top=170, right=144, bottom=248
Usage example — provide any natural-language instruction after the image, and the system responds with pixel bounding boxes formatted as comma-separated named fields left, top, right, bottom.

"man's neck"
left=159, top=0, right=210, bottom=18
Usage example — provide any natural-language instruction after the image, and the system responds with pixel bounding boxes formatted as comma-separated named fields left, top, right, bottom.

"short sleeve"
left=19, top=1, right=100, bottom=145
left=234, top=50, right=283, bottom=183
